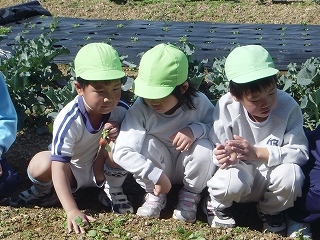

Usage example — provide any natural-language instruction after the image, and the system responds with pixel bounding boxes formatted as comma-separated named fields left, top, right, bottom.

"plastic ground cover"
left=1, top=1, right=320, bottom=70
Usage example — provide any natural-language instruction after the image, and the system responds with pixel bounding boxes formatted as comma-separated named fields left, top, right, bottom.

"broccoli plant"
left=0, top=33, right=74, bottom=130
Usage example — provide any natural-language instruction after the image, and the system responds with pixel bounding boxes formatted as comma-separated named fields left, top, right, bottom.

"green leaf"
left=304, top=89, right=320, bottom=125
left=74, top=216, right=83, bottom=226
left=87, top=230, right=97, bottom=237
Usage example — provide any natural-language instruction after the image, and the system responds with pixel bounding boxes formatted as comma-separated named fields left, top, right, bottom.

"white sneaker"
left=98, top=186, right=133, bottom=214
left=286, top=217, right=312, bottom=239
left=202, top=196, right=236, bottom=228
left=172, top=188, right=200, bottom=223
left=136, top=193, right=166, bottom=218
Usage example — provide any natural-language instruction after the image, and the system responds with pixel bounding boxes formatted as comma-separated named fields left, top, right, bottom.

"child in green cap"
left=204, top=45, right=310, bottom=237
left=113, top=43, right=215, bottom=223
left=9, top=43, right=133, bottom=233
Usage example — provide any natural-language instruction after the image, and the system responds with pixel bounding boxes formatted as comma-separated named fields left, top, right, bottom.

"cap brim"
left=78, top=69, right=125, bottom=81
left=133, top=78, right=174, bottom=99
left=231, top=68, right=279, bottom=83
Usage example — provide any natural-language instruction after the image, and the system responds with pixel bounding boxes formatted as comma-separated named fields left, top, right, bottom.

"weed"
left=0, top=26, right=11, bottom=35
left=130, top=36, right=139, bottom=42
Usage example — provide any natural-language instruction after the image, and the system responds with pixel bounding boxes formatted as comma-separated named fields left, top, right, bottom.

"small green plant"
left=74, top=216, right=112, bottom=239
left=48, top=16, right=59, bottom=32
left=130, top=36, right=139, bottom=42
left=162, top=26, right=170, bottom=31
left=175, top=227, right=205, bottom=240
left=232, top=226, right=249, bottom=233
left=0, top=26, right=11, bottom=35
left=148, top=226, right=160, bottom=236
left=187, top=231, right=205, bottom=240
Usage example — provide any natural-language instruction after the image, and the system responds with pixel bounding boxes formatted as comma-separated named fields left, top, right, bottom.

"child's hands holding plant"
left=99, top=122, right=120, bottom=152
left=214, top=143, right=238, bottom=169
left=226, top=135, right=269, bottom=163
left=103, top=122, right=120, bottom=142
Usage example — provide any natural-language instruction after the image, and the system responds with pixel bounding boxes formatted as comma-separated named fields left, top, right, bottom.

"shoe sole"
left=201, top=198, right=236, bottom=228
left=172, top=210, right=196, bottom=223
left=136, top=208, right=160, bottom=218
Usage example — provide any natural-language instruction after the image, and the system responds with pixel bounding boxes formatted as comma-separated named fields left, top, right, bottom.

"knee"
left=271, top=164, right=305, bottom=191
left=28, top=151, right=52, bottom=179
left=208, top=166, right=253, bottom=196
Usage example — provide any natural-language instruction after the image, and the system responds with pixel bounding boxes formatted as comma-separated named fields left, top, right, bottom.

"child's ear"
left=180, top=81, right=189, bottom=94
left=74, top=80, right=84, bottom=95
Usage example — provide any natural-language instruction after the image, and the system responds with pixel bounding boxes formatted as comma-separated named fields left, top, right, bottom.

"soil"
left=1, top=0, right=320, bottom=239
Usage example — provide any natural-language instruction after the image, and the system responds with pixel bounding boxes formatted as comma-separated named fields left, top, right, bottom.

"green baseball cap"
left=74, top=43, right=125, bottom=81
left=133, top=43, right=188, bottom=99
left=225, top=45, right=279, bottom=84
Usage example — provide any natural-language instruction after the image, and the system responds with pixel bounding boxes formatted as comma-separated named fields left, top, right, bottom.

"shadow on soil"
left=74, top=174, right=320, bottom=240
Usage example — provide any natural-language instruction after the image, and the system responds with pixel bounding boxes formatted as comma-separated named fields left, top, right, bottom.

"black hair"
left=229, top=75, right=277, bottom=100
left=76, top=77, right=121, bottom=89
left=172, top=79, right=198, bottom=110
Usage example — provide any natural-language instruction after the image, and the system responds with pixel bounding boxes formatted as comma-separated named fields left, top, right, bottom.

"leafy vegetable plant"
left=0, top=33, right=74, bottom=130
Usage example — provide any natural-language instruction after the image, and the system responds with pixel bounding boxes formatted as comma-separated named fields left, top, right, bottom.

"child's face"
left=77, top=80, right=121, bottom=115
left=144, top=94, right=178, bottom=114
left=237, top=84, right=277, bottom=122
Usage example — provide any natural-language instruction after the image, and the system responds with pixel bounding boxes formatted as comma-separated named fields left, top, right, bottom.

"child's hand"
left=214, top=144, right=237, bottom=169
left=154, top=172, right=171, bottom=196
left=67, top=209, right=96, bottom=234
left=104, top=122, right=119, bottom=142
left=226, top=135, right=256, bottom=161
left=170, top=127, right=194, bottom=152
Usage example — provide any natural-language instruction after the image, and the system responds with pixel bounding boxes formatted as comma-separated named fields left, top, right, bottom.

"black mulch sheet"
left=1, top=1, right=320, bottom=70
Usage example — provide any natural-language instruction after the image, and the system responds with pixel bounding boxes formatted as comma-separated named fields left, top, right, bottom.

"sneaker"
left=98, top=186, right=133, bottom=214
left=286, top=217, right=312, bottom=239
left=202, top=196, right=236, bottom=228
left=172, top=188, right=200, bottom=223
left=258, top=209, right=286, bottom=235
left=9, top=186, right=59, bottom=207
left=136, top=193, right=166, bottom=218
